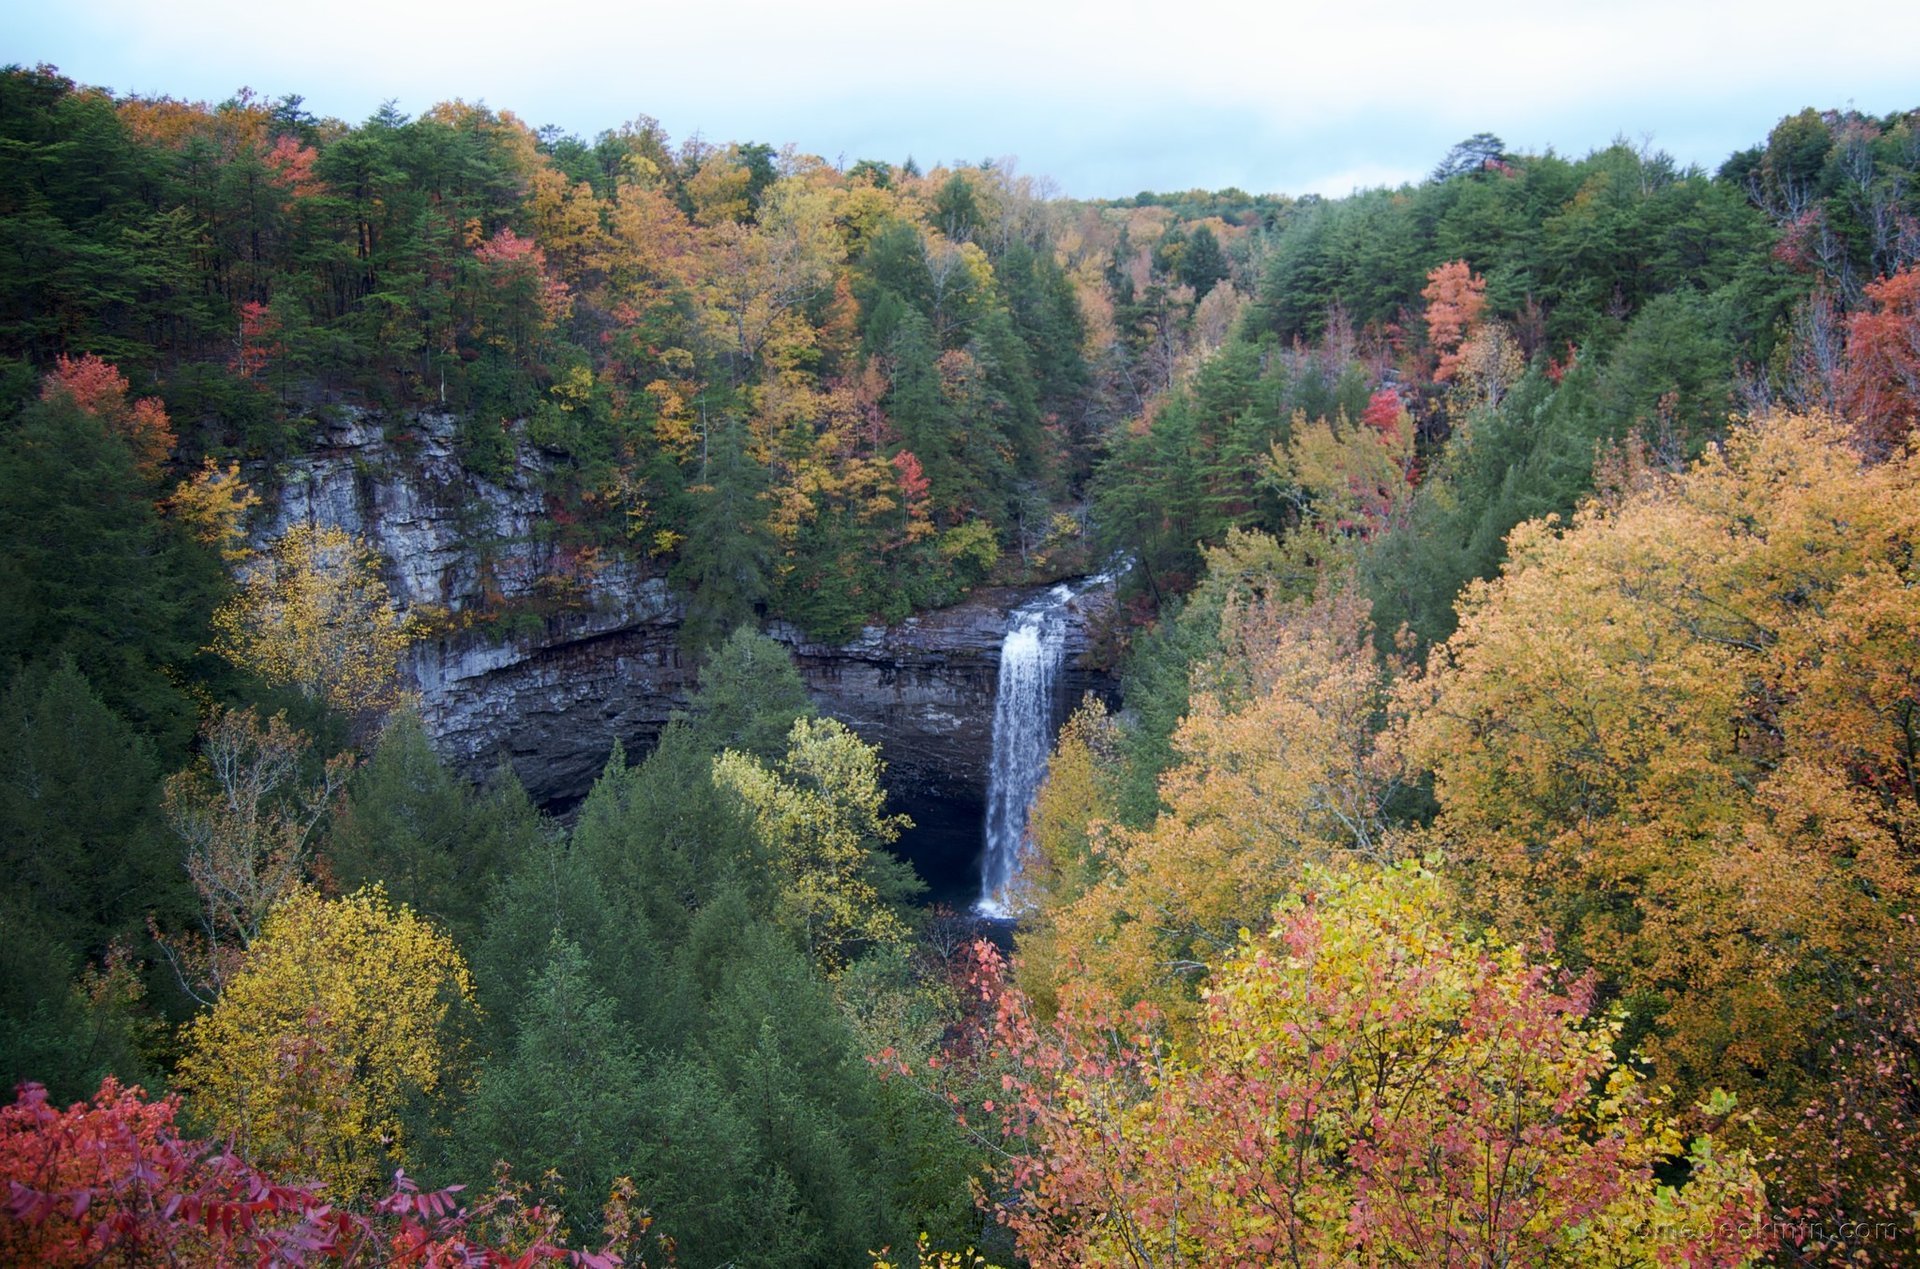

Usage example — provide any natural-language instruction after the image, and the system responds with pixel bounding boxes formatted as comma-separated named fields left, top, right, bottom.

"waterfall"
left=976, top=580, right=1087, bottom=918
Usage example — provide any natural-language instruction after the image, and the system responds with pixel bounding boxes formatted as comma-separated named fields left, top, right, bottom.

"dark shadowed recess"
left=888, top=788, right=986, bottom=912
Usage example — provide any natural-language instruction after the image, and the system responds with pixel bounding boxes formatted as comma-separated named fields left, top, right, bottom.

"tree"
left=37, top=354, right=175, bottom=479
left=0, top=657, right=167, bottom=1132
left=176, top=885, right=477, bottom=1197
left=1449, top=318, right=1527, bottom=412
left=1421, top=259, right=1487, bottom=382
left=1265, top=403, right=1414, bottom=537
left=673, top=416, right=774, bottom=651
left=933, top=171, right=982, bottom=242
left=0, top=657, right=173, bottom=961
left=1432, top=132, right=1508, bottom=181
left=326, top=707, right=507, bottom=944
left=1402, top=410, right=1920, bottom=1246
left=1010, top=696, right=1126, bottom=1011
left=1837, top=265, right=1920, bottom=451
left=1037, top=580, right=1404, bottom=1021
left=713, top=716, right=918, bottom=971
left=164, top=458, right=259, bottom=563
left=1179, top=224, right=1229, bottom=299
left=160, top=705, right=348, bottom=1002
left=974, top=862, right=1770, bottom=1268
left=0, top=392, right=208, bottom=750
left=0, top=933, right=155, bottom=1105
left=210, top=524, right=419, bottom=720
left=457, top=937, right=648, bottom=1234
left=0, top=1078, right=665, bottom=1266
left=680, top=625, right=816, bottom=760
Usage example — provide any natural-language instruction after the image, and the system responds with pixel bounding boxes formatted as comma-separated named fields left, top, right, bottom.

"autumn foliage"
left=989, top=403, right=1920, bottom=1262
left=1837, top=266, right=1920, bottom=451
left=1421, top=260, right=1487, bottom=383
left=970, top=863, right=1770, bottom=1267
left=159, top=705, right=350, bottom=1001
left=0, top=1079, right=660, bottom=1266
left=175, top=886, right=477, bottom=1197
left=39, top=355, right=175, bottom=480
left=209, top=525, right=419, bottom=718
left=1404, top=410, right=1920, bottom=1249
left=1029, top=576, right=1403, bottom=1021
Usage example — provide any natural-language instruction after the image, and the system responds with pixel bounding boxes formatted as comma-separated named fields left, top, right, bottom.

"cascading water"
left=976, top=579, right=1097, bottom=918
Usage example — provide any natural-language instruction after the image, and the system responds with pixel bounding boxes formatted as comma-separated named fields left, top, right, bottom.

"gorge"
left=265, top=405, right=1115, bottom=901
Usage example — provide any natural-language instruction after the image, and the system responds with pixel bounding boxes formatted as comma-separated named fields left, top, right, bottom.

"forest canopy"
left=4, top=62, right=1920, bottom=1266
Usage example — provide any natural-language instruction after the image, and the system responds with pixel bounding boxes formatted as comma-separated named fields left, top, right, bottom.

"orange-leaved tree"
left=1402, top=410, right=1920, bottom=1251
left=1421, top=259, right=1487, bottom=383
left=1032, top=579, right=1405, bottom=1024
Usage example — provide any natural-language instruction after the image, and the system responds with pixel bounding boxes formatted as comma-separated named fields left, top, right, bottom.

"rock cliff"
left=262, top=408, right=1113, bottom=809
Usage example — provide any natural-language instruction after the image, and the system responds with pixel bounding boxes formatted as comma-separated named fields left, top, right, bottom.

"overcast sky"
left=6, top=1, right=1918, bottom=199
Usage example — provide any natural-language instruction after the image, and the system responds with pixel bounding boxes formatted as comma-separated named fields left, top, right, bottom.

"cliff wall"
left=262, top=408, right=1112, bottom=808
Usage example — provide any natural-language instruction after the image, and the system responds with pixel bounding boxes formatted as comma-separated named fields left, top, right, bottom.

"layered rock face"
left=772, top=585, right=1112, bottom=805
left=263, top=408, right=1112, bottom=809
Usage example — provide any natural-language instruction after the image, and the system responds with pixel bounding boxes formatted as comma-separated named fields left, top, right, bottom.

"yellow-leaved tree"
left=176, top=886, right=476, bottom=1197
left=164, top=458, right=260, bottom=563
left=210, top=524, right=419, bottom=719
left=979, top=862, right=1770, bottom=1267
left=1402, top=411, right=1920, bottom=1242
left=1033, top=581, right=1406, bottom=1023
left=1011, top=696, right=1126, bottom=1012
left=1264, top=401, right=1414, bottom=538
left=713, top=716, right=917, bottom=971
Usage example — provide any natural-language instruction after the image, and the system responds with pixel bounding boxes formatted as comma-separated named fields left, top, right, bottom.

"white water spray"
left=976, top=578, right=1100, bottom=918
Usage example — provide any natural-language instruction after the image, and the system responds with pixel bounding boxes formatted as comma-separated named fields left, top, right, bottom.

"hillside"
left=4, top=64, right=1919, bottom=1266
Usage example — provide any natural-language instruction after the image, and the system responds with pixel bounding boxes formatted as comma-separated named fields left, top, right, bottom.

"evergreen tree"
left=0, top=657, right=178, bottom=960
left=680, top=626, right=816, bottom=761
left=1179, top=224, right=1229, bottom=298
left=326, top=709, right=527, bottom=946
left=0, top=395, right=212, bottom=752
left=455, top=937, right=648, bottom=1229
left=0, top=903, right=154, bottom=1103
left=674, top=415, right=774, bottom=651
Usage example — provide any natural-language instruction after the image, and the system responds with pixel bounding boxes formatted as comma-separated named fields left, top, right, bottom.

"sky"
left=6, top=0, right=1919, bottom=199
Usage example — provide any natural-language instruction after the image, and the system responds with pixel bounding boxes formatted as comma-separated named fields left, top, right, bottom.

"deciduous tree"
left=176, top=885, right=476, bottom=1197
left=1837, top=265, right=1920, bottom=451
left=38, top=354, right=175, bottom=481
left=164, top=458, right=259, bottom=562
left=0, top=1078, right=663, bottom=1266
left=1421, top=259, right=1487, bottom=382
left=713, top=716, right=917, bottom=971
left=974, top=862, right=1770, bottom=1268
left=210, top=524, right=419, bottom=719
left=160, top=705, right=348, bottom=1001
left=1403, top=410, right=1920, bottom=1245
left=1038, top=583, right=1404, bottom=1020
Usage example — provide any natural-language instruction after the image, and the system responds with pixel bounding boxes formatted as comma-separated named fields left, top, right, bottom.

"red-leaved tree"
left=0, top=1079, right=667, bottom=1267
left=40, top=354, right=175, bottom=480
left=1837, top=266, right=1920, bottom=452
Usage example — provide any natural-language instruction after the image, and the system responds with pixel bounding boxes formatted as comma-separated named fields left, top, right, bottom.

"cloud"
left=6, top=0, right=1918, bottom=198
